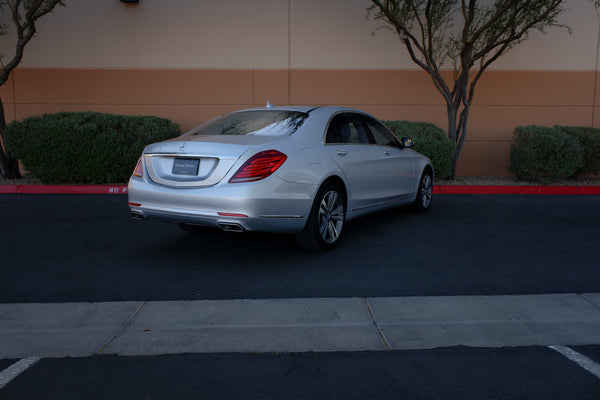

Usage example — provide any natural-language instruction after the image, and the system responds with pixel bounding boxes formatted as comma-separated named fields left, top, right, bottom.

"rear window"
left=189, top=110, right=308, bottom=136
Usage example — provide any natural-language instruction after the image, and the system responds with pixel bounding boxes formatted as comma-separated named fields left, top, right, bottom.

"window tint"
left=325, top=113, right=371, bottom=144
left=190, top=111, right=308, bottom=136
left=362, top=116, right=399, bottom=147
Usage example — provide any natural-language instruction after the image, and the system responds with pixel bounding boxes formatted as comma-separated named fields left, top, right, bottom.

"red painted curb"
left=0, top=185, right=17, bottom=194
left=0, top=184, right=599, bottom=195
left=435, top=185, right=600, bottom=195
left=5, top=185, right=128, bottom=194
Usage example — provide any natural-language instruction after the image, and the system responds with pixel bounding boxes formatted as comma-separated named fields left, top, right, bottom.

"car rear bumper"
left=127, top=176, right=315, bottom=233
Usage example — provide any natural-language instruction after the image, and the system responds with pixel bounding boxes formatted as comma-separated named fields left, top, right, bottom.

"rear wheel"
left=295, top=182, right=345, bottom=251
left=412, top=169, right=433, bottom=212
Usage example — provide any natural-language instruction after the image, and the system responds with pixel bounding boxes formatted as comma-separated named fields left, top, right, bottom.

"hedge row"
left=6, top=111, right=596, bottom=185
left=3, top=112, right=180, bottom=184
left=556, top=126, right=600, bottom=177
left=384, top=120, right=457, bottom=179
left=6, top=113, right=457, bottom=184
left=509, top=125, right=600, bottom=184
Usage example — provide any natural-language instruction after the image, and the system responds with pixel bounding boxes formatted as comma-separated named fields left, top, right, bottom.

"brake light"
left=229, top=150, right=287, bottom=183
left=133, top=157, right=144, bottom=178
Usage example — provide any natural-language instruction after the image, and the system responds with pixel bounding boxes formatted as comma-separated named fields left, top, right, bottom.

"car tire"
left=295, top=182, right=346, bottom=251
left=412, top=168, right=433, bottom=212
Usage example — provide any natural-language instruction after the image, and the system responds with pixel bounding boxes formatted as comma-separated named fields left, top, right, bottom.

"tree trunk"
left=454, top=106, right=470, bottom=178
left=447, top=105, right=459, bottom=180
left=446, top=101, right=472, bottom=180
left=0, top=97, right=21, bottom=179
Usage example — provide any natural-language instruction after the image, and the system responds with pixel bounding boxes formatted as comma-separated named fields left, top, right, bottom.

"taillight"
left=229, top=150, right=287, bottom=183
left=133, top=157, right=144, bottom=178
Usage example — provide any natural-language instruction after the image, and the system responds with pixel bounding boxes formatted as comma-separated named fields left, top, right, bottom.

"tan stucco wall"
left=1, top=0, right=599, bottom=175
left=1, top=68, right=596, bottom=175
left=2, top=0, right=597, bottom=70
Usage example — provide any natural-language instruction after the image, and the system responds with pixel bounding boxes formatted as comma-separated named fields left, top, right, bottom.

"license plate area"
left=172, top=158, right=200, bottom=176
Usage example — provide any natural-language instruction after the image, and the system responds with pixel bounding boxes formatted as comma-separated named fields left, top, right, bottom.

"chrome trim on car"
left=350, top=194, right=415, bottom=212
left=259, top=215, right=303, bottom=218
left=144, top=153, right=238, bottom=188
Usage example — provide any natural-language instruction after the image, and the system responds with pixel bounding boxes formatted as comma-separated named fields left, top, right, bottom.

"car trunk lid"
left=143, top=135, right=285, bottom=188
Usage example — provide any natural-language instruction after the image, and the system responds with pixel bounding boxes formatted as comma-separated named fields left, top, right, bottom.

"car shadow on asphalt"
left=132, top=204, right=423, bottom=266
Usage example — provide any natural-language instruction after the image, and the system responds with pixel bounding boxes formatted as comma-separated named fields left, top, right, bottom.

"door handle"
left=337, top=150, right=348, bottom=156
left=383, top=150, right=391, bottom=156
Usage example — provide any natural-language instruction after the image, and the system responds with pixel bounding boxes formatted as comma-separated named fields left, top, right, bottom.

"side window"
left=362, top=116, right=399, bottom=147
left=325, top=114, right=370, bottom=144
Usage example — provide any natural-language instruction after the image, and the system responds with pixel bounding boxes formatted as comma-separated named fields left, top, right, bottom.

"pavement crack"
left=362, top=298, right=392, bottom=351
left=578, top=294, right=600, bottom=310
left=95, top=301, right=147, bottom=355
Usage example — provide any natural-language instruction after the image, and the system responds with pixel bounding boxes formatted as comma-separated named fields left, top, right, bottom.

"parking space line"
left=549, top=346, right=600, bottom=380
left=0, top=357, right=41, bottom=390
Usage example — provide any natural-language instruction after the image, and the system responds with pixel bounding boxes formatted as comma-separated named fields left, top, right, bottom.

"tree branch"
left=0, top=0, right=63, bottom=86
left=369, top=0, right=453, bottom=102
left=370, top=0, right=428, bottom=60
left=0, top=0, right=64, bottom=178
left=472, top=1, right=563, bottom=62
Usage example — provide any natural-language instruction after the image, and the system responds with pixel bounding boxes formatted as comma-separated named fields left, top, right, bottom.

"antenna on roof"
left=266, top=100, right=274, bottom=110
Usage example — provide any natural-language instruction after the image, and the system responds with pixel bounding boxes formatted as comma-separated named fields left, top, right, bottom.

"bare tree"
left=368, top=0, right=583, bottom=178
left=0, top=0, right=64, bottom=179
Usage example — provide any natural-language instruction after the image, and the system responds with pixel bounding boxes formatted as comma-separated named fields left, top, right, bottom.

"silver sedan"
left=128, top=105, right=433, bottom=250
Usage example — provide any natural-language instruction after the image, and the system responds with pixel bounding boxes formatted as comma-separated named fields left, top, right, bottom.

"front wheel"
left=412, top=169, right=433, bottom=212
left=295, top=182, right=345, bottom=251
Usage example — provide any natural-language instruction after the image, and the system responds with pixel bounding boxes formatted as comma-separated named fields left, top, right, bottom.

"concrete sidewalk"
left=1, top=293, right=600, bottom=359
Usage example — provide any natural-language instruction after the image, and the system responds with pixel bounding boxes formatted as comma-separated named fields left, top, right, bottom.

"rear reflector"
left=129, top=202, right=142, bottom=207
left=229, top=150, right=287, bottom=183
left=218, top=212, right=249, bottom=218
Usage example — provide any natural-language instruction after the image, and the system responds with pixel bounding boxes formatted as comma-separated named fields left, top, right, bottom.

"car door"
left=360, top=115, right=415, bottom=201
left=324, top=113, right=385, bottom=212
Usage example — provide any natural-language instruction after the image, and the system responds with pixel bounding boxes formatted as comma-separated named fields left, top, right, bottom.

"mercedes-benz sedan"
left=128, top=105, right=433, bottom=250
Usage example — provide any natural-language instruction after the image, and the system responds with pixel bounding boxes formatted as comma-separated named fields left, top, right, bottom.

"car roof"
left=238, top=105, right=318, bottom=113
left=238, top=105, right=367, bottom=115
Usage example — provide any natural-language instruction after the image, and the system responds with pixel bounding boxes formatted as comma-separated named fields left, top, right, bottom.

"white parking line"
left=549, top=346, right=600, bottom=380
left=0, top=357, right=41, bottom=390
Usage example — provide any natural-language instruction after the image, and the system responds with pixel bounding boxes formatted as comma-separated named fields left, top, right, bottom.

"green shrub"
left=384, top=120, right=457, bottom=179
left=509, top=125, right=583, bottom=184
left=555, top=126, right=600, bottom=176
left=3, top=111, right=180, bottom=184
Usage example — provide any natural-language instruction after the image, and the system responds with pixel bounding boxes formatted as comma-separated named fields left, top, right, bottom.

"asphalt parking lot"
left=1, top=347, right=600, bottom=400
left=1, top=193, right=600, bottom=398
left=1, top=194, right=600, bottom=302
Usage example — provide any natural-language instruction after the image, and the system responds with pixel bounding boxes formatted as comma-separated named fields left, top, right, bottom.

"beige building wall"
left=1, top=0, right=599, bottom=175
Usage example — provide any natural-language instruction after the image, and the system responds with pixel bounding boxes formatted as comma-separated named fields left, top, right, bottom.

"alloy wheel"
left=420, top=173, right=433, bottom=209
left=318, top=190, right=344, bottom=244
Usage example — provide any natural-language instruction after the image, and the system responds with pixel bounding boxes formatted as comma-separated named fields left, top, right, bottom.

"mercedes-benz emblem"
left=179, top=143, right=187, bottom=152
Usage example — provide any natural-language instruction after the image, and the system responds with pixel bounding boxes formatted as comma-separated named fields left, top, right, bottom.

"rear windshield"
left=189, top=110, right=308, bottom=136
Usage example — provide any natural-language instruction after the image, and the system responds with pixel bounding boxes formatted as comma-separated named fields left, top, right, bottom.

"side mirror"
left=401, top=137, right=414, bottom=149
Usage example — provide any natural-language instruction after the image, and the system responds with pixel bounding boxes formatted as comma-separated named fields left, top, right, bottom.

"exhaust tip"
left=130, top=211, right=144, bottom=220
left=219, top=222, right=245, bottom=233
